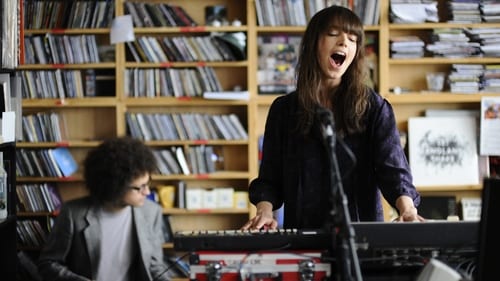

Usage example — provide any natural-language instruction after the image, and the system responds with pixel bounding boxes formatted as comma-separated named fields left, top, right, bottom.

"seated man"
left=38, top=136, right=171, bottom=281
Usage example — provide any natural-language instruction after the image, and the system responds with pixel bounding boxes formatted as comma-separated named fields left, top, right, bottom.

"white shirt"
left=96, top=206, right=136, bottom=281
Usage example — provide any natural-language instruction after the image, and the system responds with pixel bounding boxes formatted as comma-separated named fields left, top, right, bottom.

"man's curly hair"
left=83, top=136, right=156, bottom=205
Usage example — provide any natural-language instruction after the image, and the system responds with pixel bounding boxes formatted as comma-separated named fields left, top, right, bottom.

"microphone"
left=317, top=108, right=335, bottom=148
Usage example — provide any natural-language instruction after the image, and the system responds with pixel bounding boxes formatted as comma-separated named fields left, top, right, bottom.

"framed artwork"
left=408, top=116, right=479, bottom=186
left=480, top=96, right=500, bottom=156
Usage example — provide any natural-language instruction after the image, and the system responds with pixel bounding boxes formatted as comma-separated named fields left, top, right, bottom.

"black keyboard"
left=174, top=228, right=332, bottom=251
left=173, top=221, right=479, bottom=252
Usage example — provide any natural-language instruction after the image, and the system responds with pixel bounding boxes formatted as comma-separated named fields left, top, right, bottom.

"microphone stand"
left=320, top=111, right=363, bottom=281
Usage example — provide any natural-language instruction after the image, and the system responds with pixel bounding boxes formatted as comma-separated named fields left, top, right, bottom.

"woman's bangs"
left=329, top=11, right=363, bottom=38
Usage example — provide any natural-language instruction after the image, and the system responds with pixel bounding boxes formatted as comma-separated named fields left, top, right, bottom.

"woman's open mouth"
left=331, top=53, right=346, bottom=66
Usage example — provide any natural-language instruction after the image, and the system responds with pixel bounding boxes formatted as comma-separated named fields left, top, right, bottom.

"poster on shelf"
left=0, top=111, right=15, bottom=143
left=110, top=15, right=135, bottom=44
left=480, top=96, right=500, bottom=156
left=408, top=116, right=479, bottom=186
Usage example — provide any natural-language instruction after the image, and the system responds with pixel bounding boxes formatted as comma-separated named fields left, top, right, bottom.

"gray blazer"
left=37, top=196, right=169, bottom=281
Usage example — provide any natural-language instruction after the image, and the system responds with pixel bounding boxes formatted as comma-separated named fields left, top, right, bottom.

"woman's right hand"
left=240, top=201, right=278, bottom=230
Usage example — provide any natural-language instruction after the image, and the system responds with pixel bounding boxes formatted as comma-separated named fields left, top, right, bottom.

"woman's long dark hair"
left=296, top=5, right=370, bottom=136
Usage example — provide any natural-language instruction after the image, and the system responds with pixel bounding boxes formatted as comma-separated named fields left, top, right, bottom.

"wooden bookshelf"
left=17, top=0, right=256, bottom=255
left=16, top=0, right=495, bottom=262
left=380, top=0, right=495, bottom=207
left=251, top=0, right=491, bottom=221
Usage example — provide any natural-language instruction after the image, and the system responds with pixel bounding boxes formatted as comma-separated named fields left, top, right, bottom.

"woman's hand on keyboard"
left=240, top=201, right=278, bottom=230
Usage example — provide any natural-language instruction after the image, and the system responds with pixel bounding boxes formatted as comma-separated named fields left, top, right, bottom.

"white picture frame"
left=408, top=116, right=479, bottom=186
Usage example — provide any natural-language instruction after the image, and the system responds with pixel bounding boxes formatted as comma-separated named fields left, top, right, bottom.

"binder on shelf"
left=216, top=187, right=234, bottom=209
left=0, top=73, right=12, bottom=112
left=157, top=185, right=175, bottom=209
left=51, top=147, right=78, bottom=177
left=202, top=189, right=217, bottom=209
left=0, top=73, right=20, bottom=142
left=175, top=146, right=190, bottom=175
left=461, top=197, right=482, bottom=221
left=9, top=74, right=22, bottom=140
left=0, top=111, right=15, bottom=143
left=177, top=181, right=185, bottom=209
left=202, top=90, right=249, bottom=101
left=185, top=188, right=203, bottom=210
left=233, top=191, right=249, bottom=209
left=1, top=0, right=20, bottom=69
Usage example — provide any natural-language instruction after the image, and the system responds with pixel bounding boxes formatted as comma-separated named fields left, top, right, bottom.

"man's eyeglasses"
left=129, top=180, right=151, bottom=192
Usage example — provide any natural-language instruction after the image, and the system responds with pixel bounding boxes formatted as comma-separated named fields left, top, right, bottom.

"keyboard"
left=173, top=221, right=479, bottom=252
